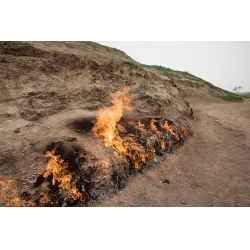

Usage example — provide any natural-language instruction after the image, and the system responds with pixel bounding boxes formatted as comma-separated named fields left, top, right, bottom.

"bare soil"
left=94, top=99, right=250, bottom=207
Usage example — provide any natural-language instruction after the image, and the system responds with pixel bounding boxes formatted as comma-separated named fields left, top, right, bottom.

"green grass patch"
left=139, top=64, right=207, bottom=83
left=139, top=63, right=246, bottom=103
left=221, top=94, right=244, bottom=102
left=241, top=93, right=250, bottom=98
left=205, top=82, right=224, bottom=92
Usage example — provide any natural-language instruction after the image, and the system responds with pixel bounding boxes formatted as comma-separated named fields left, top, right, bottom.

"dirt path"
left=94, top=99, right=250, bottom=207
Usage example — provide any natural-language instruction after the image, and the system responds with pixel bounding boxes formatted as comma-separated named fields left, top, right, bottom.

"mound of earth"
left=0, top=41, right=230, bottom=206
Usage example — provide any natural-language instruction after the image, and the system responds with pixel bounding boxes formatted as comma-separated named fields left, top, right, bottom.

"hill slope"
left=0, top=41, right=241, bottom=122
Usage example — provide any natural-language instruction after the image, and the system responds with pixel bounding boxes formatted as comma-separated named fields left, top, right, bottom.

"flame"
left=0, top=177, right=19, bottom=206
left=179, top=126, right=186, bottom=139
left=1, top=85, right=188, bottom=206
left=123, top=133, right=154, bottom=169
left=92, top=86, right=152, bottom=168
left=43, top=145, right=83, bottom=202
left=92, top=86, right=188, bottom=170
left=39, top=183, right=54, bottom=206
left=150, top=119, right=166, bottom=149
left=138, top=121, right=145, bottom=128
left=138, top=120, right=147, bottom=135
left=160, top=120, right=180, bottom=141
left=0, top=145, right=86, bottom=207
left=92, top=86, right=131, bottom=151
left=0, top=177, right=35, bottom=207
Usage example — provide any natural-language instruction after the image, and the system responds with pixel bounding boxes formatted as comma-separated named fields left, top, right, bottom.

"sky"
left=97, top=42, right=250, bottom=92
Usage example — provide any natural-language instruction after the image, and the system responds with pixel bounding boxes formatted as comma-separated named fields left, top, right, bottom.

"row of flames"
left=0, top=86, right=186, bottom=206
left=92, top=86, right=186, bottom=169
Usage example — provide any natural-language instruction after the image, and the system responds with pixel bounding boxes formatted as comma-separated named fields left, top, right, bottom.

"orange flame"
left=179, top=126, right=186, bottom=139
left=39, top=183, right=54, bottom=206
left=92, top=86, right=131, bottom=152
left=138, top=121, right=147, bottom=135
left=43, top=145, right=83, bottom=201
left=0, top=145, right=85, bottom=207
left=92, top=86, right=188, bottom=169
left=0, top=145, right=86, bottom=207
left=0, top=177, right=35, bottom=207
left=160, top=120, right=180, bottom=141
left=150, top=119, right=166, bottom=149
left=92, top=86, right=156, bottom=169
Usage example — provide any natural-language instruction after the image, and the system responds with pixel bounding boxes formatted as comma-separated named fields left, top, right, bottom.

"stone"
left=162, top=179, right=170, bottom=184
left=14, top=128, right=20, bottom=133
left=66, top=137, right=77, bottom=142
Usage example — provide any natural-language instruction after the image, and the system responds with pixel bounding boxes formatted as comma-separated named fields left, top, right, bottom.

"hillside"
left=139, top=64, right=244, bottom=102
left=0, top=41, right=242, bottom=122
left=0, top=41, right=248, bottom=207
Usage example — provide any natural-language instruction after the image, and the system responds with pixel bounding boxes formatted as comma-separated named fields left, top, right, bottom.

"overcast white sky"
left=97, top=42, right=250, bottom=92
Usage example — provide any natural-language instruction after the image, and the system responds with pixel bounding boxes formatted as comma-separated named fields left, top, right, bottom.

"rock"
left=14, top=128, right=20, bottom=133
left=66, top=137, right=77, bottom=142
left=162, top=179, right=170, bottom=184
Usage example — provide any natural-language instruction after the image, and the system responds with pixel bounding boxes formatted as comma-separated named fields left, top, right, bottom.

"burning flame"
left=138, top=120, right=148, bottom=135
left=0, top=177, right=35, bottom=207
left=39, top=183, right=54, bottom=206
left=92, top=86, right=151, bottom=168
left=160, top=120, right=179, bottom=140
left=92, top=86, right=187, bottom=169
left=43, top=145, right=83, bottom=202
left=150, top=119, right=166, bottom=149
left=92, top=86, right=131, bottom=151
left=1, top=86, right=188, bottom=206
left=0, top=145, right=86, bottom=207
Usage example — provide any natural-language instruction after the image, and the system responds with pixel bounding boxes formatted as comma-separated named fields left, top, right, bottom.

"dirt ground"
left=94, top=99, right=250, bottom=207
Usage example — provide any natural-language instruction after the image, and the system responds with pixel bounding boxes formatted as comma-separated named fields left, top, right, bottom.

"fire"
left=43, top=145, right=83, bottom=202
left=92, top=86, right=188, bottom=170
left=0, top=177, right=19, bottom=206
left=160, top=119, right=180, bottom=141
left=123, top=134, right=153, bottom=169
left=0, top=86, right=188, bottom=206
left=92, top=86, right=163, bottom=169
left=137, top=120, right=148, bottom=136
left=92, top=86, right=131, bottom=151
left=150, top=119, right=166, bottom=149
left=39, top=183, right=54, bottom=206
left=0, top=177, right=35, bottom=207
left=179, top=126, right=186, bottom=139
left=0, top=145, right=86, bottom=207
left=0, top=85, right=188, bottom=208
left=92, top=86, right=152, bottom=168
